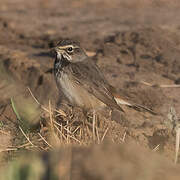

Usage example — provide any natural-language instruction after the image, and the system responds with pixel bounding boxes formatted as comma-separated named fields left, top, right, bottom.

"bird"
left=53, top=39, right=125, bottom=113
left=53, top=39, right=158, bottom=116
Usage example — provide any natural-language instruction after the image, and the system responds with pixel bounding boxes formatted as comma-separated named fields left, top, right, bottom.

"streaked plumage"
left=53, top=39, right=124, bottom=112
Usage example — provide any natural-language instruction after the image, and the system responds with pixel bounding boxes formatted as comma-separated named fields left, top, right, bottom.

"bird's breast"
left=56, top=72, right=104, bottom=110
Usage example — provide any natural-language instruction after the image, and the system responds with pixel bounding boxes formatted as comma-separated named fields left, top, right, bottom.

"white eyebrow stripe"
left=58, top=45, right=79, bottom=49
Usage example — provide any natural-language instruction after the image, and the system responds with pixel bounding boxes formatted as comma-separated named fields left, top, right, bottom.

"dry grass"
left=1, top=86, right=113, bottom=154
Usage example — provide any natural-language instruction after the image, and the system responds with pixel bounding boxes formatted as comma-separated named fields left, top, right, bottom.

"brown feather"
left=65, top=59, right=124, bottom=112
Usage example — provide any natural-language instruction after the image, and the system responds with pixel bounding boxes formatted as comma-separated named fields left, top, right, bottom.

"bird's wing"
left=68, top=60, right=124, bottom=112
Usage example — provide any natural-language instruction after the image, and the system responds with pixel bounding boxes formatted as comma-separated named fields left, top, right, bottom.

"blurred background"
left=0, top=0, right=180, bottom=179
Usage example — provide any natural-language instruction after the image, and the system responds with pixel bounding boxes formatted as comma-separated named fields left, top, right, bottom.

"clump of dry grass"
left=1, top=87, right=112, bottom=154
left=28, top=87, right=111, bottom=149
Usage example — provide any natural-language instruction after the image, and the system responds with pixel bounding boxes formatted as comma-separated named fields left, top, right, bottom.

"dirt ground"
left=0, top=0, right=180, bottom=179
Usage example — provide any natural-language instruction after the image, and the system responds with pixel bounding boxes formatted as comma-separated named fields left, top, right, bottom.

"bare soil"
left=0, top=0, right=180, bottom=179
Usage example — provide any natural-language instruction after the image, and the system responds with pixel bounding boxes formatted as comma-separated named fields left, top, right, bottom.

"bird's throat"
left=54, top=55, right=70, bottom=77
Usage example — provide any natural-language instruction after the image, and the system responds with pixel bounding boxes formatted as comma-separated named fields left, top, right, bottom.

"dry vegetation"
left=0, top=0, right=180, bottom=179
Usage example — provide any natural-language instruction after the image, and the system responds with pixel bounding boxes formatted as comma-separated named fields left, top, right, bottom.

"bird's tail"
left=114, top=95, right=158, bottom=115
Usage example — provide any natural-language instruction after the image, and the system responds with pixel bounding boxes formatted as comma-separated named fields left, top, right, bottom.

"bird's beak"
left=51, top=46, right=61, bottom=52
left=51, top=47, right=65, bottom=60
left=51, top=47, right=64, bottom=57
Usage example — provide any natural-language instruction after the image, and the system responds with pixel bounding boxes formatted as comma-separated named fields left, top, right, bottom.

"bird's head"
left=53, top=39, right=87, bottom=63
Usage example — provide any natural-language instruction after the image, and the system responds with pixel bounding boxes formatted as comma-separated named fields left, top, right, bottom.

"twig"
left=93, top=111, right=96, bottom=142
left=101, top=127, right=109, bottom=142
left=53, top=120, right=73, bottom=135
left=0, top=141, right=39, bottom=149
left=86, top=124, right=93, bottom=139
left=96, top=126, right=100, bottom=144
left=19, top=126, right=36, bottom=148
left=152, top=144, right=160, bottom=152
left=16, top=142, right=33, bottom=148
left=54, top=124, right=81, bottom=144
left=120, top=131, right=126, bottom=143
left=49, top=100, right=54, bottom=131
left=72, top=126, right=80, bottom=135
left=175, top=127, right=180, bottom=164
left=54, top=124, right=67, bottom=142
left=48, top=100, right=62, bottom=146
left=38, top=133, right=53, bottom=149
left=0, top=148, right=18, bottom=152
left=66, top=119, right=70, bottom=144
left=140, top=81, right=180, bottom=88
left=68, top=134, right=81, bottom=144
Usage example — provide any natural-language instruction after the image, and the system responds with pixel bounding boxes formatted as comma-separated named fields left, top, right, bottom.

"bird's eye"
left=67, top=47, right=73, bottom=53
